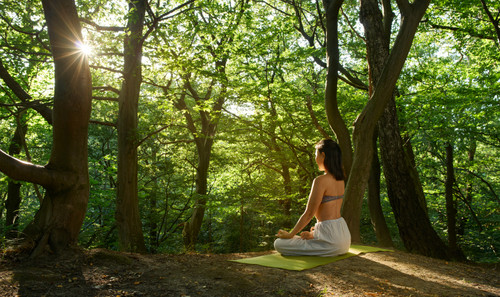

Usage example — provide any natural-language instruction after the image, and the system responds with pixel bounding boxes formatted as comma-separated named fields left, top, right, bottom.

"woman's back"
left=315, top=174, right=344, bottom=221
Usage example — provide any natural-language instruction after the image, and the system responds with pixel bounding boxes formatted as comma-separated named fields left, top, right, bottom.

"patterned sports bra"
left=321, top=194, right=344, bottom=204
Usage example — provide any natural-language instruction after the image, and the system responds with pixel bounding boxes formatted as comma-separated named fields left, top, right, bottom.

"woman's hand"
left=300, top=231, right=314, bottom=240
left=276, top=229, right=294, bottom=239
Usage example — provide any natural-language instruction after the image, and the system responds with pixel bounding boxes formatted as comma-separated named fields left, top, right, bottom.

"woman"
left=274, top=139, right=351, bottom=257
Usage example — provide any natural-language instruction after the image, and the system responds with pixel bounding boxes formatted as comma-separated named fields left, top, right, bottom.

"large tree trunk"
left=341, top=0, right=431, bottom=243
left=115, top=0, right=147, bottom=253
left=33, top=0, right=92, bottom=254
left=359, top=0, right=448, bottom=258
left=0, top=0, right=93, bottom=255
left=380, top=99, right=448, bottom=258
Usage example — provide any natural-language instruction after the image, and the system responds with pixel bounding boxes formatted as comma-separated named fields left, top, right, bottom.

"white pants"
left=274, top=217, right=351, bottom=257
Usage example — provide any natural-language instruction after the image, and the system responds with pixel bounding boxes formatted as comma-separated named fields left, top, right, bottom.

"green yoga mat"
left=231, top=245, right=392, bottom=271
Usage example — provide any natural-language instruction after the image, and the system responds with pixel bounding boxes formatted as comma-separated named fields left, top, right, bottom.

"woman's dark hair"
left=315, top=139, right=344, bottom=180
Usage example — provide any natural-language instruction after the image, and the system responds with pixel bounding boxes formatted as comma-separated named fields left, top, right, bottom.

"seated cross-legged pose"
left=274, top=139, right=351, bottom=257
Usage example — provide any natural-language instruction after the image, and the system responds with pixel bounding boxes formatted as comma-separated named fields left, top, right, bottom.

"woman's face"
left=315, top=149, right=326, bottom=172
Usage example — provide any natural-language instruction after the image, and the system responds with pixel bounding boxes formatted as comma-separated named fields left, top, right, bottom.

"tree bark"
left=115, top=0, right=147, bottom=253
left=0, top=0, right=93, bottom=255
left=322, top=0, right=352, bottom=181
left=182, top=136, right=214, bottom=250
left=341, top=0, right=431, bottom=243
left=367, top=132, right=393, bottom=247
left=380, top=99, right=448, bottom=258
left=355, top=0, right=448, bottom=258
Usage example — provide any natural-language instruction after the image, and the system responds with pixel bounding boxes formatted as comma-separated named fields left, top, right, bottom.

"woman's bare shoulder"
left=315, top=174, right=344, bottom=190
left=313, top=174, right=330, bottom=185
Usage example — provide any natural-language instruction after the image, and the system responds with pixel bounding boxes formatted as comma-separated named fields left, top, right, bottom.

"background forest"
left=0, top=0, right=498, bottom=263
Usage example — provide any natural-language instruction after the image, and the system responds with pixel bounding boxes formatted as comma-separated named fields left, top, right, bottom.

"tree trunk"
left=148, top=149, right=159, bottom=252
left=177, top=3, right=246, bottom=250
left=341, top=0, right=431, bottom=243
left=380, top=99, right=448, bottom=258
left=0, top=0, right=93, bottom=255
left=179, top=57, right=229, bottom=250
left=322, top=0, right=352, bottom=181
left=445, top=143, right=457, bottom=251
left=281, top=164, right=292, bottom=229
left=367, top=132, right=393, bottom=247
left=183, top=140, right=212, bottom=250
left=115, top=0, right=147, bottom=253
left=445, top=143, right=466, bottom=260
left=5, top=114, right=28, bottom=237
left=357, top=0, right=448, bottom=258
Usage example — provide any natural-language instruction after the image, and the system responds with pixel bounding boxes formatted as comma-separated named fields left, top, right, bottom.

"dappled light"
left=0, top=0, right=498, bottom=296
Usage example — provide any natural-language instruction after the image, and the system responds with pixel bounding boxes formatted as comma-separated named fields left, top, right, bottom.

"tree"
left=0, top=0, right=92, bottom=254
left=115, top=0, right=148, bottom=253
left=397, top=0, right=500, bottom=260
left=331, top=0, right=432, bottom=248
left=153, top=0, right=248, bottom=251
left=359, top=0, right=449, bottom=258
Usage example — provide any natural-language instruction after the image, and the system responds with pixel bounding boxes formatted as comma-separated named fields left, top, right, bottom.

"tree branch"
left=93, top=86, right=120, bottom=95
left=136, top=124, right=174, bottom=148
left=92, top=96, right=119, bottom=102
left=480, top=0, right=500, bottom=46
left=456, top=167, right=500, bottom=203
left=89, top=120, right=117, bottom=127
left=427, top=22, right=496, bottom=41
left=79, top=18, right=125, bottom=31
left=0, top=58, right=53, bottom=124
left=0, top=148, right=72, bottom=189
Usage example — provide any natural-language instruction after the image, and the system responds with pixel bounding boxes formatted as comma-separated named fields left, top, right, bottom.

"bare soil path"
left=1, top=248, right=499, bottom=296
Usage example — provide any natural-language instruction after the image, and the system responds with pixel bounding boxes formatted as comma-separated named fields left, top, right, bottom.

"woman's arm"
left=276, top=177, right=324, bottom=238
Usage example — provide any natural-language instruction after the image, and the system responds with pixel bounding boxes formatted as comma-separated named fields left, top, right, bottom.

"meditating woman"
left=274, top=139, right=351, bottom=257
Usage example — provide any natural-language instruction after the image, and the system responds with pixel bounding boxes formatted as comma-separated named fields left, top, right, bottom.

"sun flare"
left=76, top=41, right=93, bottom=56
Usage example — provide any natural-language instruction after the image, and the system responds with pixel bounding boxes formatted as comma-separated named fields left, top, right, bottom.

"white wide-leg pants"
left=274, top=217, right=351, bottom=257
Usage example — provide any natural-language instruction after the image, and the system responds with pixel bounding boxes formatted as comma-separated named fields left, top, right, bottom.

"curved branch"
left=0, top=149, right=71, bottom=189
left=0, top=58, right=53, bottom=124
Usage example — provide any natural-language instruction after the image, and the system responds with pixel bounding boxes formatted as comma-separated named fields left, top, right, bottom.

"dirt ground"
left=0, top=247, right=499, bottom=297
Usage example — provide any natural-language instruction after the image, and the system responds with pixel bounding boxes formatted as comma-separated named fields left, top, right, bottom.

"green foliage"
left=0, top=0, right=498, bottom=263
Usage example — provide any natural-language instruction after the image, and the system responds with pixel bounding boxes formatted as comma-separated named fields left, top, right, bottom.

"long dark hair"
left=315, top=139, right=344, bottom=180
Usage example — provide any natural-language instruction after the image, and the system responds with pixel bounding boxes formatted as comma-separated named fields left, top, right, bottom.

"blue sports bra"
left=321, top=194, right=344, bottom=203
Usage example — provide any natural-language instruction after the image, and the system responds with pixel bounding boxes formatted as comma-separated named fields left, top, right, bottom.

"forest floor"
left=0, top=246, right=499, bottom=297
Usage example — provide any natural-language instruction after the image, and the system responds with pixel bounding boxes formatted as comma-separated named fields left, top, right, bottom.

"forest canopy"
left=0, top=0, right=498, bottom=263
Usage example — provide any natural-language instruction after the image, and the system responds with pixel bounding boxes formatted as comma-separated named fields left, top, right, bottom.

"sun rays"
left=75, top=40, right=93, bottom=57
